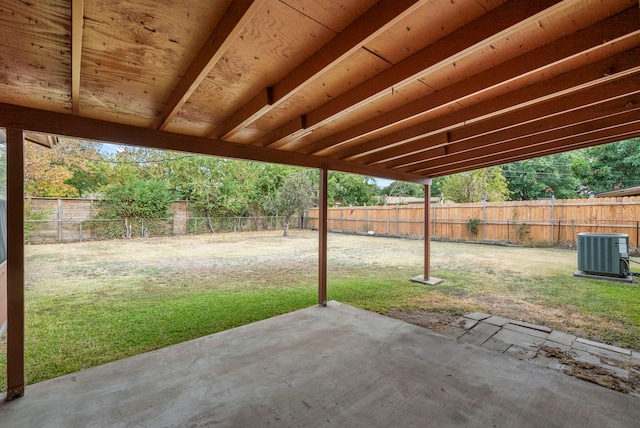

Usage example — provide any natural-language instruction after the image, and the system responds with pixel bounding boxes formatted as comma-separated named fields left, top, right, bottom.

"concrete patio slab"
left=1, top=301, right=640, bottom=427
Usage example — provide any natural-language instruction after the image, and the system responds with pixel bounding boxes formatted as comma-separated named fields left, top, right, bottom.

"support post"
left=424, top=183, right=431, bottom=280
left=6, top=127, right=25, bottom=400
left=411, top=181, right=442, bottom=286
left=318, top=167, right=328, bottom=306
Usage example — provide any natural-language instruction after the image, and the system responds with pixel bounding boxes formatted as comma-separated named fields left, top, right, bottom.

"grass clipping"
left=540, top=345, right=632, bottom=394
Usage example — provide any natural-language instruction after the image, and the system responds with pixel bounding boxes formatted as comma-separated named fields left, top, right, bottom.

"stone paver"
left=547, top=330, right=577, bottom=347
left=481, top=337, right=512, bottom=354
left=454, top=317, right=478, bottom=330
left=575, top=337, right=631, bottom=356
left=508, top=319, right=552, bottom=333
left=543, top=340, right=571, bottom=352
left=484, top=315, right=509, bottom=327
left=572, top=340, right=630, bottom=363
left=503, top=322, right=550, bottom=339
left=464, top=312, right=491, bottom=321
left=458, top=322, right=500, bottom=346
left=448, top=312, right=640, bottom=398
left=492, top=328, right=546, bottom=348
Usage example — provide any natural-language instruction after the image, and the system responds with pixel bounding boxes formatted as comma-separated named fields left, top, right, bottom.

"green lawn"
left=2, top=231, right=640, bottom=392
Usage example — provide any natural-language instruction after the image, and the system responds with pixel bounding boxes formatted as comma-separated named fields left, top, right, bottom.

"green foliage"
left=99, top=179, right=175, bottom=238
left=502, top=153, right=579, bottom=200
left=571, top=138, right=640, bottom=194
left=441, top=167, right=511, bottom=203
left=327, top=172, right=378, bottom=206
left=266, top=171, right=315, bottom=235
left=382, top=181, right=425, bottom=198
left=466, top=218, right=481, bottom=236
left=24, top=200, right=50, bottom=242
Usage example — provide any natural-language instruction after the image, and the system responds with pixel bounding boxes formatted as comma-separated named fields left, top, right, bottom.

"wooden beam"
left=0, top=103, right=430, bottom=184
left=425, top=130, right=640, bottom=178
left=379, top=93, right=640, bottom=170
left=318, top=167, right=328, bottom=307
left=5, top=127, right=24, bottom=401
left=71, top=0, right=84, bottom=115
left=151, top=0, right=264, bottom=130
left=330, top=48, right=640, bottom=161
left=303, top=8, right=640, bottom=157
left=214, top=0, right=423, bottom=140
left=285, top=0, right=561, bottom=153
left=417, top=119, right=640, bottom=176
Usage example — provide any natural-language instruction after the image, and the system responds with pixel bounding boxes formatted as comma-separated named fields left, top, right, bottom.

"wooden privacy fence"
left=307, top=196, right=640, bottom=249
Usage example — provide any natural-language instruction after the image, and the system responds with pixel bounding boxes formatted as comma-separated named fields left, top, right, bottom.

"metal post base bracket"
left=411, top=275, right=444, bottom=286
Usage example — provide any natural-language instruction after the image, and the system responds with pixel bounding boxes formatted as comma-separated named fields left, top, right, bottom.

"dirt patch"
left=387, top=309, right=458, bottom=332
left=540, top=345, right=632, bottom=394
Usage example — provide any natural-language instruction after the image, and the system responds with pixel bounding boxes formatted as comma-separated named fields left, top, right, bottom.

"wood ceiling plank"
left=300, top=0, right=561, bottom=137
left=151, top=0, right=264, bottom=130
left=71, top=0, right=84, bottom=115
left=304, top=8, right=640, bottom=158
left=280, top=0, right=377, bottom=33
left=329, top=47, right=640, bottom=161
left=185, top=0, right=336, bottom=137
left=212, top=0, right=424, bottom=141
left=0, top=0, right=71, bottom=112
left=80, top=0, right=230, bottom=127
left=0, top=102, right=429, bottom=184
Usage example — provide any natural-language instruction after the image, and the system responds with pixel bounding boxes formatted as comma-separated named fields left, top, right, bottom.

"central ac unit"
left=576, top=233, right=629, bottom=279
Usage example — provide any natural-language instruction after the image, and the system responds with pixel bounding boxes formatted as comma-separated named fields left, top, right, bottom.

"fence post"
left=141, top=218, right=145, bottom=238
left=395, top=204, right=399, bottom=236
left=550, top=195, right=555, bottom=244
left=57, top=199, right=62, bottom=242
left=572, top=219, right=575, bottom=248
left=79, top=220, right=83, bottom=242
left=482, top=198, right=486, bottom=241
left=433, top=203, right=437, bottom=239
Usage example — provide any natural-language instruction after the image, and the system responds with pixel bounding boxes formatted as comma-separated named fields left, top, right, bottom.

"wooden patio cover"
left=1, top=0, right=640, bottom=400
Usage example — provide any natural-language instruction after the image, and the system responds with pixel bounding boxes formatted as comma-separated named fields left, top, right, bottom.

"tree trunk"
left=283, top=221, right=289, bottom=236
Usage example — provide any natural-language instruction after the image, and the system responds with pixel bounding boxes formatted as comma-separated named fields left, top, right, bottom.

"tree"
left=166, top=156, right=255, bottom=230
left=440, top=167, right=510, bottom=203
left=571, top=138, right=640, bottom=195
left=502, top=153, right=580, bottom=200
left=100, top=179, right=175, bottom=238
left=266, top=171, right=315, bottom=236
left=382, top=181, right=425, bottom=198
left=24, top=142, right=79, bottom=197
left=327, top=172, right=378, bottom=207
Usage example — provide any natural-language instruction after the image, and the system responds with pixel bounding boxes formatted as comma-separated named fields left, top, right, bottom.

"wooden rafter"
left=411, top=108, right=640, bottom=174
left=71, top=0, right=84, bottom=115
left=302, top=8, right=640, bottom=158
left=330, top=48, right=640, bottom=162
left=374, top=96, right=640, bottom=170
left=264, top=0, right=561, bottom=151
left=151, top=0, right=265, bottom=130
left=423, top=126, right=640, bottom=178
left=211, top=0, right=424, bottom=140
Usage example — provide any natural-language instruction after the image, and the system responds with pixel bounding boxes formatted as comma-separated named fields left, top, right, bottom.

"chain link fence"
left=25, top=216, right=307, bottom=244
